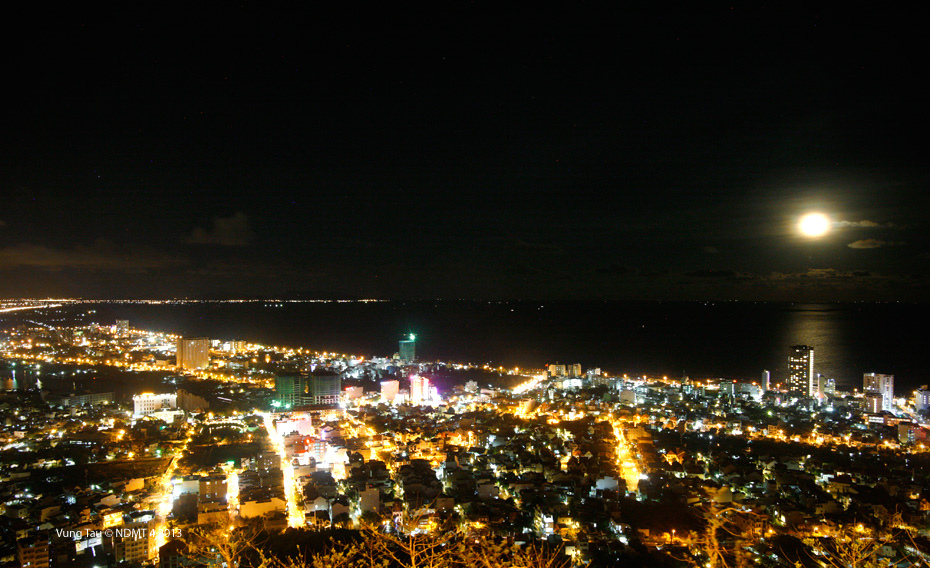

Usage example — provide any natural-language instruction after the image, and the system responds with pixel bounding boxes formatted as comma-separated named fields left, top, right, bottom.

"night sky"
left=2, top=6, right=927, bottom=300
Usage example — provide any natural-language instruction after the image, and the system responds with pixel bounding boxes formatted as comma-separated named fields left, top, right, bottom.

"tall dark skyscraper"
left=307, top=367, right=341, bottom=407
left=399, top=334, right=416, bottom=363
left=274, top=368, right=342, bottom=408
left=788, top=345, right=815, bottom=397
left=274, top=374, right=304, bottom=408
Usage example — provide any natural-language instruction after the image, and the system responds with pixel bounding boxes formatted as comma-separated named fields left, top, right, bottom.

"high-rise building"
left=548, top=363, right=582, bottom=378
left=307, top=367, right=341, bottom=406
left=816, top=375, right=835, bottom=398
left=865, top=393, right=883, bottom=414
left=863, top=373, right=894, bottom=412
left=916, top=385, right=930, bottom=412
left=548, top=364, right=567, bottom=377
left=399, top=334, right=416, bottom=362
left=410, top=375, right=429, bottom=404
left=381, top=380, right=399, bottom=403
left=275, top=369, right=342, bottom=408
left=113, top=511, right=156, bottom=563
left=177, top=337, right=210, bottom=370
left=275, top=374, right=303, bottom=408
left=116, top=319, right=129, bottom=337
left=787, top=345, right=815, bottom=397
left=177, top=388, right=210, bottom=411
left=762, top=370, right=771, bottom=391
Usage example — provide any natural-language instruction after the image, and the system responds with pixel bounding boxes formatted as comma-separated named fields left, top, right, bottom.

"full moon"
left=799, top=213, right=830, bottom=237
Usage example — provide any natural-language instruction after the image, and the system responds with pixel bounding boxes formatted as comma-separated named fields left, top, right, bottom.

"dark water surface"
left=6, top=301, right=928, bottom=395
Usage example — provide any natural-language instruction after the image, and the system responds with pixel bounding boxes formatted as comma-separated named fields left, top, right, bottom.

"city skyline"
left=2, top=313, right=927, bottom=567
left=2, top=4, right=928, bottom=560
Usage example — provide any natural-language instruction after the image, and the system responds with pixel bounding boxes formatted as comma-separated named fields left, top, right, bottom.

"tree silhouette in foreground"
left=258, top=517, right=572, bottom=568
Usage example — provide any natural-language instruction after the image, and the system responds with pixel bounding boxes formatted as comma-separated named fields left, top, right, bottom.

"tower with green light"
left=399, top=334, right=416, bottom=363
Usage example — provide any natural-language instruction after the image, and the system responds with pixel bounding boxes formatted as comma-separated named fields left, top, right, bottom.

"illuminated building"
left=787, top=345, right=815, bottom=397
left=275, top=374, right=303, bottom=408
left=176, top=337, right=210, bottom=369
left=381, top=380, right=399, bottom=403
left=865, top=392, right=883, bottom=414
left=762, top=369, right=770, bottom=391
left=410, top=375, right=429, bottom=404
left=816, top=375, right=835, bottom=398
left=274, top=370, right=340, bottom=408
left=176, top=388, right=209, bottom=411
left=307, top=367, right=341, bottom=406
left=113, top=511, right=156, bottom=563
left=116, top=319, right=129, bottom=337
left=132, top=393, right=177, bottom=416
left=548, top=363, right=582, bottom=378
left=58, top=391, right=114, bottom=407
left=17, top=533, right=50, bottom=568
left=916, top=385, right=930, bottom=412
left=863, top=373, right=894, bottom=412
left=399, top=334, right=416, bottom=362
left=199, top=474, right=227, bottom=502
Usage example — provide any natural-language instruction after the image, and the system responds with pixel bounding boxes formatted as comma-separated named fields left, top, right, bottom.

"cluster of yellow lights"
left=261, top=412, right=305, bottom=528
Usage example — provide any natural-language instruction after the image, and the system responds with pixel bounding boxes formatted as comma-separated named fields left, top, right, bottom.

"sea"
left=3, top=301, right=927, bottom=396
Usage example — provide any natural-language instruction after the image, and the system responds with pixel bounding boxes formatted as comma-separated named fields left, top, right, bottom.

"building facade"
left=133, top=393, right=177, bottom=416
left=863, top=373, right=894, bottom=412
left=274, top=370, right=341, bottom=408
left=410, top=376, right=430, bottom=404
left=177, top=337, right=210, bottom=370
left=399, top=336, right=416, bottom=362
left=787, top=345, right=815, bottom=398
left=381, top=380, right=399, bottom=403
left=307, top=368, right=341, bottom=406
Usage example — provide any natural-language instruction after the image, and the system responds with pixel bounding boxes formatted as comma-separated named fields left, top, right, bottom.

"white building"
left=863, top=373, right=894, bottom=412
left=916, top=385, right=930, bottom=412
left=344, top=386, right=364, bottom=400
left=410, top=376, right=429, bottom=404
left=113, top=511, right=156, bottom=564
left=381, top=380, right=399, bottom=403
left=132, top=393, right=177, bottom=416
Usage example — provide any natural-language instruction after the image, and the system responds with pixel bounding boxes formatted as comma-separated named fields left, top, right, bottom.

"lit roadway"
left=261, top=412, right=306, bottom=528
left=512, top=373, right=546, bottom=395
left=227, top=469, right=240, bottom=519
left=612, top=421, right=641, bottom=493
left=154, top=430, right=192, bottom=551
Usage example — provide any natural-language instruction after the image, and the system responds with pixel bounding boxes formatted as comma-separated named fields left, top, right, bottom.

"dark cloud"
left=596, top=264, right=639, bottom=277
left=185, top=213, right=253, bottom=247
left=847, top=239, right=903, bottom=249
left=187, top=258, right=295, bottom=279
left=0, top=240, right=186, bottom=272
left=684, top=269, right=738, bottom=278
